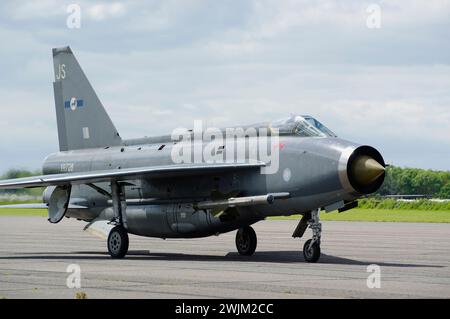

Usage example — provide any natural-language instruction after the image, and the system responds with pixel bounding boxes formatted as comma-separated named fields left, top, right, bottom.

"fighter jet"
left=0, top=46, right=385, bottom=262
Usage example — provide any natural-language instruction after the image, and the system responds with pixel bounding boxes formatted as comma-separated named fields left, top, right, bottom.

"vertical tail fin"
left=52, top=46, right=122, bottom=151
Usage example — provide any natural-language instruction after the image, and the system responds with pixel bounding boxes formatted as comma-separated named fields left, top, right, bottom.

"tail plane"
left=52, top=46, right=122, bottom=151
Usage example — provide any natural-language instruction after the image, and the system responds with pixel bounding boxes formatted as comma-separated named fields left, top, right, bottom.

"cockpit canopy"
left=269, top=115, right=337, bottom=137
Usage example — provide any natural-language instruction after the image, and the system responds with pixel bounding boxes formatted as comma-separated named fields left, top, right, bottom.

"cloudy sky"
left=0, top=0, right=449, bottom=172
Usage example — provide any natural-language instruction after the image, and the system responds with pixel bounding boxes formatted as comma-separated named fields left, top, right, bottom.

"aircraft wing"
left=0, top=203, right=87, bottom=209
left=0, top=162, right=265, bottom=190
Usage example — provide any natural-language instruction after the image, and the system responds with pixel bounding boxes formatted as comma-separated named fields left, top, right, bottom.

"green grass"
left=0, top=208, right=47, bottom=217
left=1, top=207, right=450, bottom=223
left=269, top=208, right=450, bottom=223
left=0, top=200, right=41, bottom=205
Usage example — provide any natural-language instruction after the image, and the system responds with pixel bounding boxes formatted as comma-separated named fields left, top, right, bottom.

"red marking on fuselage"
left=273, top=142, right=285, bottom=151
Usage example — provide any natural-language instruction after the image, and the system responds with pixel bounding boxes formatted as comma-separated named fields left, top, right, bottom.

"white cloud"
left=2, top=1, right=127, bottom=21
left=87, top=2, right=126, bottom=21
left=4, top=0, right=65, bottom=20
left=321, top=99, right=450, bottom=143
left=0, top=0, right=449, bottom=171
left=247, top=0, right=450, bottom=37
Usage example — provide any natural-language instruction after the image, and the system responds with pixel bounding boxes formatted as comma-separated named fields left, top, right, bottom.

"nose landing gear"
left=293, top=208, right=322, bottom=263
left=303, top=208, right=322, bottom=263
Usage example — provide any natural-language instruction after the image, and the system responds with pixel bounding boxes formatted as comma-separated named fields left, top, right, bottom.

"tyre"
left=235, top=226, right=257, bottom=256
left=303, top=239, right=321, bottom=263
left=107, top=226, right=129, bottom=259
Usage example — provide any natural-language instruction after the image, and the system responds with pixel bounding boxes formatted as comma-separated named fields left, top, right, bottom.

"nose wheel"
left=303, top=208, right=322, bottom=262
left=303, top=239, right=321, bottom=263
left=236, top=226, right=257, bottom=256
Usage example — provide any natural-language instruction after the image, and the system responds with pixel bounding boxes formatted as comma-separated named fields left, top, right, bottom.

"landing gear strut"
left=107, top=181, right=129, bottom=259
left=235, top=226, right=257, bottom=256
left=303, top=209, right=322, bottom=263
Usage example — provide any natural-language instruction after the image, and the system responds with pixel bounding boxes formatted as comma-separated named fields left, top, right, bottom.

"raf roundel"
left=283, top=168, right=292, bottom=182
left=70, top=97, right=77, bottom=111
left=64, top=97, right=84, bottom=110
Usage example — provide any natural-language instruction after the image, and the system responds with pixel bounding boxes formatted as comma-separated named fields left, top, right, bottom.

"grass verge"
left=0, top=208, right=47, bottom=217
left=1, top=208, right=449, bottom=223
left=269, top=208, right=450, bottom=223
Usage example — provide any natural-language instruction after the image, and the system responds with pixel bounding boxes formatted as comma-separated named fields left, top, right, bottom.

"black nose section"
left=347, top=146, right=386, bottom=194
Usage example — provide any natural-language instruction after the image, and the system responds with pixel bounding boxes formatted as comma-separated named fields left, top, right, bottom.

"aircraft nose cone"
left=338, top=145, right=386, bottom=194
left=351, top=155, right=385, bottom=186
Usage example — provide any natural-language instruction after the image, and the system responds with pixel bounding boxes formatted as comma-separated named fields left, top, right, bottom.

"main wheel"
left=303, top=239, right=321, bottom=263
left=107, top=226, right=129, bottom=259
left=235, top=226, right=257, bottom=256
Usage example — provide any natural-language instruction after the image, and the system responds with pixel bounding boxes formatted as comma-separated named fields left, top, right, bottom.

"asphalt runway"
left=0, top=216, right=449, bottom=299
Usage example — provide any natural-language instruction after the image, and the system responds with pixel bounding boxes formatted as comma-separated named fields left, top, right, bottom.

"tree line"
left=376, top=166, right=450, bottom=199
left=0, top=169, right=43, bottom=197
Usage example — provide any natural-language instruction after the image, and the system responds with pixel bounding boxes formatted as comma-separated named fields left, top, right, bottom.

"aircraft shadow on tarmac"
left=0, top=250, right=444, bottom=268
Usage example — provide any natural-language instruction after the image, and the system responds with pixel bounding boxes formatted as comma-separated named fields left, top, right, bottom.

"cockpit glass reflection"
left=269, top=115, right=337, bottom=137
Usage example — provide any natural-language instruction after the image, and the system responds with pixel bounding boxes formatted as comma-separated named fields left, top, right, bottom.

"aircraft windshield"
left=269, top=115, right=337, bottom=137
left=302, top=115, right=337, bottom=137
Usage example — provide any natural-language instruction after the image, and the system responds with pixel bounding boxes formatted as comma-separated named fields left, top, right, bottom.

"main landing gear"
left=293, top=208, right=322, bottom=263
left=235, top=209, right=322, bottom=262
left=107, top=181, right=129, bottom=259
left=108, top=225, right=129, bottom=258
left=235, top=226, right=257, bottom=256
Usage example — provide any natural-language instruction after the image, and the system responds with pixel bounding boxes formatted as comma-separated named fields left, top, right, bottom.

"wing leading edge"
left=0, top=162, right=265, bottom=190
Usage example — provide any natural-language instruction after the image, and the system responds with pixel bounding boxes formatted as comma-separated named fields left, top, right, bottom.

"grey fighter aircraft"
left=0, top=46, right=386, bottom=262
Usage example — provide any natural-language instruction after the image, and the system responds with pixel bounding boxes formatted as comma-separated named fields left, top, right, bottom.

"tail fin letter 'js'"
left=52, top=46, right=122, bottom=151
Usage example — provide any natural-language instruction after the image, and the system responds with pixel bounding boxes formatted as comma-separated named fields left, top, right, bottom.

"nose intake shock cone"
left=346, top=146, right=386, bottom=194
left=351, top=155, right=385, bottom=187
